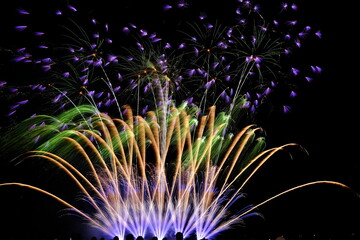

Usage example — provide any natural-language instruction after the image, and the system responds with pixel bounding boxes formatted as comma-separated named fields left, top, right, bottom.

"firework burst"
left=1, top=0, right=323, bottom=126
left=0, top=104, right=351, bottom=240
left=0, top=1, right=355, bottom=240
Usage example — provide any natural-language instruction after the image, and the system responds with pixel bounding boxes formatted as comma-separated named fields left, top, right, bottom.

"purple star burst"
left=3, top=0, right=323, bottom=126
left=0, top=1, right=342, bottom=240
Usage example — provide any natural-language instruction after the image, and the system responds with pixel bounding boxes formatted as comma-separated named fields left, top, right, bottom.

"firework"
left=1, top=0, right=323, bottom=125
left=0, top=1, right=353, bottom=240
left=0, top=104, right=351, bottom=240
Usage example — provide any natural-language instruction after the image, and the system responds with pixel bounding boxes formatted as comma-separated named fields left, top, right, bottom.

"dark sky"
left=253, top=0, right=360, bottom=237
left=0, top=0, right=359, bottom=239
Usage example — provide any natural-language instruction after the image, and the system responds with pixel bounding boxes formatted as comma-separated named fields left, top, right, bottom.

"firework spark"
left=0, top=1, right=353, bottom=240
left=2, top=0, right=323, bottom=125
left=0, top=104, right=352, bottom=239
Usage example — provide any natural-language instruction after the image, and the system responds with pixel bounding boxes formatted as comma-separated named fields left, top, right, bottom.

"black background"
left=0, top=0, right=359, bottom=239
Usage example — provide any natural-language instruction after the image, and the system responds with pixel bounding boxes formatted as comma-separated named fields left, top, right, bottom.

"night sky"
left=0, top=0, right=359, bottom=240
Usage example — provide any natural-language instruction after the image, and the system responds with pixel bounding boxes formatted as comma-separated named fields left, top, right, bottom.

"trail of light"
left=210, top=181, right=352, bottom=238
left=0, top=183, right=111, bottom=234
left=1, top=105, right=354, bottom=240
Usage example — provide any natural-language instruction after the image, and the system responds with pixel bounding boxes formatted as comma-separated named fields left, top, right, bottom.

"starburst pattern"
left=1, top=0, right=323, bottom=125
left=0, top=1, right=354, bottom=240
left=0, top=104, right=350, bottom=240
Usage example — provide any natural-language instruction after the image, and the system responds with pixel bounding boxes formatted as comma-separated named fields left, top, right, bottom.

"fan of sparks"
left=0, top=104, right=348, bottom=240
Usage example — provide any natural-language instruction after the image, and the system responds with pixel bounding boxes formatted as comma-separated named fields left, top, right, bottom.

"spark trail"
left=0, top=104, right=352, bottom=240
